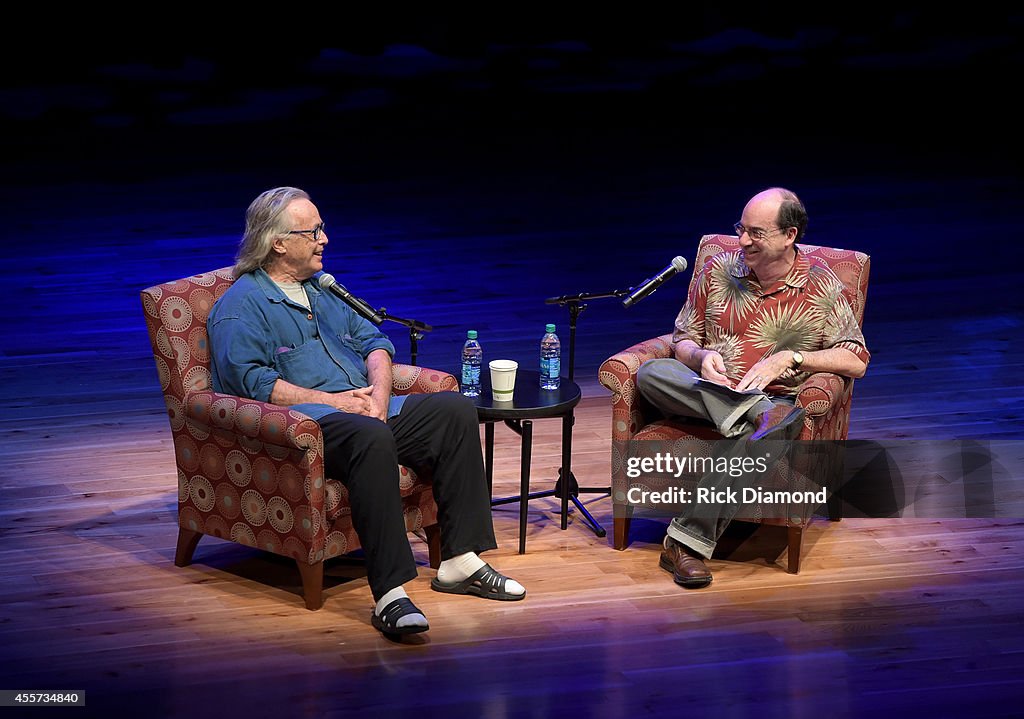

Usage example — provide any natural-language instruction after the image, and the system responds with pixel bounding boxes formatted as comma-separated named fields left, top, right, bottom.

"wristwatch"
left=791, top=350, right=804, bottom=369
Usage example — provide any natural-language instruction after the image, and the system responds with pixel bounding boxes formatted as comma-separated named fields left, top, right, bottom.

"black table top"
left=467, top=369, right=581, bottom=420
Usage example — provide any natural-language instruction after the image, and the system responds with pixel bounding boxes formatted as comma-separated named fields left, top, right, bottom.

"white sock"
left=375, top=586, right=428, bottom=629
left=437, top=552, right=525, bottom=596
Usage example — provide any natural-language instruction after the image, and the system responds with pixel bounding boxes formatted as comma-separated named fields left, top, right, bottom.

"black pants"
left=318, top=391, right=496, bottom=601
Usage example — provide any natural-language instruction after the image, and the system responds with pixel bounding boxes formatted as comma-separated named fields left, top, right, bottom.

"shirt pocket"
left=274, top=340, right=337, bottom=390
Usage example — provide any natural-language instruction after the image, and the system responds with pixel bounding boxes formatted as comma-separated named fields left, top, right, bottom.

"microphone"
left=622, top=256, right=688, bottom=308
left=317, top=273, right=384, bottom=325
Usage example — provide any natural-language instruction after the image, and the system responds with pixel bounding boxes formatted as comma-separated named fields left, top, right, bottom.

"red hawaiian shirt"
left=672, top=249, right=870, bottom=396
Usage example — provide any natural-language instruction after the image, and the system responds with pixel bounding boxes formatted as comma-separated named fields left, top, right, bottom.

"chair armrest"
left=184, top=390, right=322, bottom=449
left=598, top=334, right=674, bottom=400
left=795, top=372, right=851, bottom=418
left=599, top=335, right=674, bottom=442
left=392, top=364, right=459, bottom=395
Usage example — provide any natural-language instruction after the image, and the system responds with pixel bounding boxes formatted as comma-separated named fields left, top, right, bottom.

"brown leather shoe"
left=659, top=537, right=713, bottom=588
left=749, top=404, right=805, bottom=442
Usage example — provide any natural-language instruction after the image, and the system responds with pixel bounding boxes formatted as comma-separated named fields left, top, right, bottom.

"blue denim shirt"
left=208, top=269, right=406, bottom=421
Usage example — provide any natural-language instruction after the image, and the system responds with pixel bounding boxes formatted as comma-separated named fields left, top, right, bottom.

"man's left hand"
left=735, top=352, right=793, bottom=392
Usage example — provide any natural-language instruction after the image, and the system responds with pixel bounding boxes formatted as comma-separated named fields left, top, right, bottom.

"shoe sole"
left=430, top=578, right=526, bottom=601
left=659, top=555, right=713, bottom=589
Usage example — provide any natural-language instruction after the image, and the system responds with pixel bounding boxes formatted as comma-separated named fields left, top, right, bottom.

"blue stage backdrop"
left=3, top=16, right=1021, bottom=401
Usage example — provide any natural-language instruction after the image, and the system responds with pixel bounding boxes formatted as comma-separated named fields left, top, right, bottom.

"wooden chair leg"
left=787, top=525, right=804, bottom=574
left=827, top=487, right=843, bottom=522
left=424, top=523, right=441, bottom=569
left=825, top=443, right=844, bottom=522
left=296, top=559, right=324, bottom=610
left=613, top=511, right=633, bottom=550
left=174, top=527, right=202, bottom=567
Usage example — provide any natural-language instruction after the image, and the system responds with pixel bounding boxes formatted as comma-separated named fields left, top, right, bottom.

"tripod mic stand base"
left=566, top=495, right=606, bottom=538
left=553, top=468, right=608, bottom=538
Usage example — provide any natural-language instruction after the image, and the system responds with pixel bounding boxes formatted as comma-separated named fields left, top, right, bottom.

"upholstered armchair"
left=598, top=235, right=870, bottom=572
left=141, top=268, right=458, bottom=609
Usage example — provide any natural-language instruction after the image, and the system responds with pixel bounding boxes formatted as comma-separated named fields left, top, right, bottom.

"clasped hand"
left=331, top=385, right=388, bottom=421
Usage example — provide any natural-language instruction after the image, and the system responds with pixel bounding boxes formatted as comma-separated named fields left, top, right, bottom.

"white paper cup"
left=488, top=359, right=518, bottom=402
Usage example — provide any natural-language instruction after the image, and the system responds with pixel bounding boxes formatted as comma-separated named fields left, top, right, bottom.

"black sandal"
left=371, top=597, right=429, bottom=636
left=430, top=563, right=525, bottom=601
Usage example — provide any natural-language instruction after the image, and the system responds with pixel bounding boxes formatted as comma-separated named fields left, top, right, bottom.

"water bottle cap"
left=545, top=324, right=556, bottom=333
left=467, top=330, right=478, bottom=339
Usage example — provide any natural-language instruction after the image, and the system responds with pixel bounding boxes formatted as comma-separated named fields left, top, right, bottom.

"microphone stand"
left=377, top=308, right=433, bottom=367
left=541, top=288, right=633, bottom=538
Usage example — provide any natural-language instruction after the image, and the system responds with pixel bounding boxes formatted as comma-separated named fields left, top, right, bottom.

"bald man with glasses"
left=637, top=187, right=870, bottom=589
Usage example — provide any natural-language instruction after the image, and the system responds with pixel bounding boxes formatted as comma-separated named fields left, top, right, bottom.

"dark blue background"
left=3, top=13, right=1020, bottom=398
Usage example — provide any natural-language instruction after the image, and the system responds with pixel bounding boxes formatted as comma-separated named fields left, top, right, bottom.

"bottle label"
left=462, top=364, right=480, bottom=386
left=541, top=357, right=560, bottom=378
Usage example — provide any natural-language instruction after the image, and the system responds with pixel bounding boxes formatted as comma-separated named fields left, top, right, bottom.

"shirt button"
left=307, top=314, right=313, bottom=320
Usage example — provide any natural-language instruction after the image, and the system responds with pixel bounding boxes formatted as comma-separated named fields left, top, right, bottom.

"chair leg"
left=296, top=559, right=325, bottom=610
left=613, top=511, right=633, bottom=550
left=787, top=525, right=804, bottom=574
left=827, top=488, right=843, bottom=522
left=174, top=527, right=203, bottom=567
left=424, top=523, right=441, bottom=569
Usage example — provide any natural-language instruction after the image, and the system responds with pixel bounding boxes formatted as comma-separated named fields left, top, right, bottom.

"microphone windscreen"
left=317, top=272, right=336, bottom=289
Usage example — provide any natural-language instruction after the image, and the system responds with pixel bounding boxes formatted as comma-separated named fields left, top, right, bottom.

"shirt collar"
left=730, top=247, right=810, bottom=290
left=252, top=268, right=324, bottom=303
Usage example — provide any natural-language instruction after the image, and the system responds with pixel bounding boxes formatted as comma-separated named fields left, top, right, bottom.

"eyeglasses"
left=286, top=222, right=326, bottom=241
left=733, top=222, right=787, bottom=242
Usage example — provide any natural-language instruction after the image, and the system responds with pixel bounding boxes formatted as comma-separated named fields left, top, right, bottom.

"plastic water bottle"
left=540, top=323, right=561, bottom=390
left=461, top=330, right=482, bottom=397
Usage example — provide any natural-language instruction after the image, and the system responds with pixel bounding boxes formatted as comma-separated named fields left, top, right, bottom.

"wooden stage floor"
left=1, top=388, right=1022, bottom=717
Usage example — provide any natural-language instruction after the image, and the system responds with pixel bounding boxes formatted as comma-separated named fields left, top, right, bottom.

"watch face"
left=793, top=351, right=803, bottom=366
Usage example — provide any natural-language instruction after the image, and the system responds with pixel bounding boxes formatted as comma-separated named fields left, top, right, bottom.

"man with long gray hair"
left=208, top=187, right=525, bottom=638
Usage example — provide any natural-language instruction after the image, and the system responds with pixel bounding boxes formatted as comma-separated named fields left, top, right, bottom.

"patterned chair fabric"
left=141, top=267, right=457, bottom=608
left=598, top=235, right=870, bottom=572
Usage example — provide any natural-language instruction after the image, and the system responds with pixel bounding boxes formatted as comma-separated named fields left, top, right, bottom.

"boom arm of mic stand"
left=378, top=308, right=434, bottom=367
left=545, top=289, right=632, bottom=305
